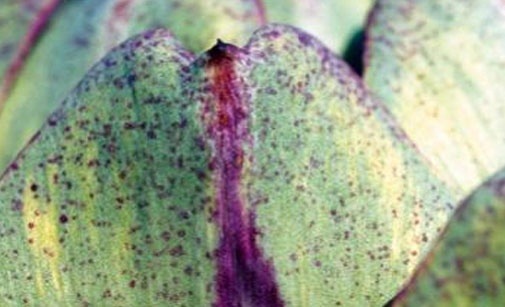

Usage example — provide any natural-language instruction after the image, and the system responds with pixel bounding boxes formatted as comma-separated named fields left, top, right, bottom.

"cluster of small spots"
left=0, top=29, right=223, bottom=305
left=392, top=169, right=505, bottom=305
left=0, top=20, right=460, bottom=307
left=237, top=24, right=455, bottom=305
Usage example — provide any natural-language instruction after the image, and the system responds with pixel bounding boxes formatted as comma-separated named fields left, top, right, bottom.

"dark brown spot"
left=59, top=214, right=69, bottom=224
left=129, top=280, right=136, bottom=288
left=169, top=245, right=184, bottom=257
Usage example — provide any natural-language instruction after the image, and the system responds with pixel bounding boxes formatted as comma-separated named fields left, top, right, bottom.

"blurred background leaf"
left=365, top=0, right=505, bottom=198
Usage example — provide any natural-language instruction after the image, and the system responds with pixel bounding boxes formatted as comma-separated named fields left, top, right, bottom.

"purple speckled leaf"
left=0, top=0, right=377, bottom=176
left=365, top=0, right=505, bottom=197
left=0, top=0, right=264, bottom=174
left=0, top=25, right=455, bottom=305
left=389, top=167, right=505, bottom=306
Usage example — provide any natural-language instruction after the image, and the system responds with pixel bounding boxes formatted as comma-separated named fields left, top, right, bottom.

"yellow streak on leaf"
left=22, top=177, right=63, bottom=299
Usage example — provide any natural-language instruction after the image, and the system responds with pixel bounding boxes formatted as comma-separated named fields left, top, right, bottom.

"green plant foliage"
left=0, top=25, right=455, bottom=306
left=0, top=0, right=265, bottom=174
left=0, top=0, right=55, bottom=78
left=389, top=167, right=505, bottom=306
left=365, top=0, right=505, bottom=196
left=4, top=0, right=505, bottom=306
left=0, top=0, right=374, bottom=176
left=263, top=0, right=374, bottom=53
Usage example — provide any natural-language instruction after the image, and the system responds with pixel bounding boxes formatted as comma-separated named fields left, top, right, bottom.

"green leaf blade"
left=390, top=168, right=505, bottom=306
left=243, top=24, right=455, bottom=305
left=0, top=28, right=218, bottom=306
left=0, top=24, right=456, bottom=305
left=365, top=0, right=505, bottom=196
left=0, top=0, right=57, bottom=77
left=0, top=0, right=264, bottom=174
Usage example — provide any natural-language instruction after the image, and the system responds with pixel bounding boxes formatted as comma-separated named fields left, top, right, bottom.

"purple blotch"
left=205, top=40, right=284, bottom=307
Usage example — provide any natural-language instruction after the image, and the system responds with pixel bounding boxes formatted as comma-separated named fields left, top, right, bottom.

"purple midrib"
left=204, top=41, right=284, bottom=307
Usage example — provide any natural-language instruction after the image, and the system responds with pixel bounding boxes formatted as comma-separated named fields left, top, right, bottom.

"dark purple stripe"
left=252, top=0, right=267, bottom=25
left=204, top=41, right=283, bottom=307
left=0, top=0, right=61, bottom=110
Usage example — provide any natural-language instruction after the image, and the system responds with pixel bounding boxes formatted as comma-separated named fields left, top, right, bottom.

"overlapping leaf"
left=0, top=0, right=264, bottom=173
left=390, top=167, right=505, bottom=306
left=0, top=0, right=57, bottom=78
left=365, top=0, right=505, bottom=196
left=5, top=0, right=505, bottom=305
left=263, top=0, right=374, bottom=53
left=0, top=25, right=455, bottom=305
left=0, top=0, right=374, bottom=175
